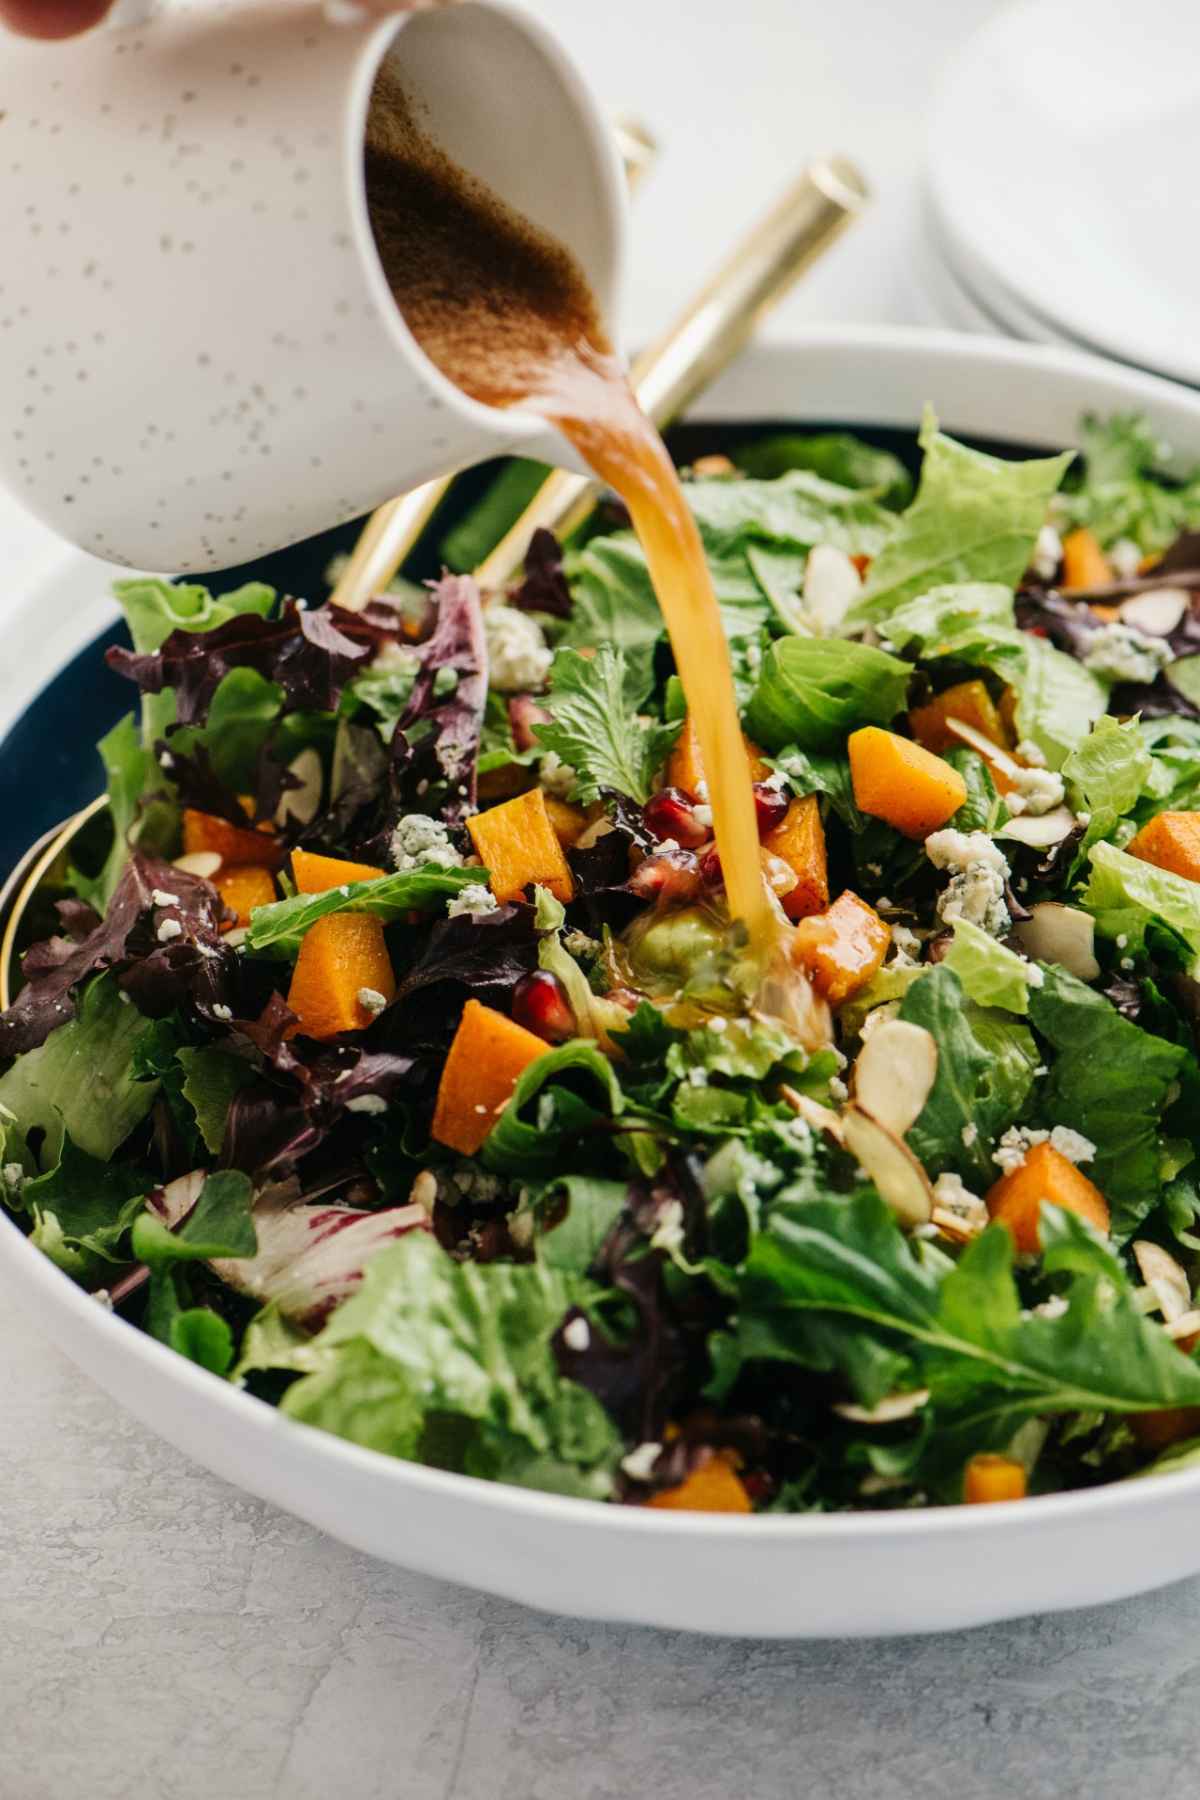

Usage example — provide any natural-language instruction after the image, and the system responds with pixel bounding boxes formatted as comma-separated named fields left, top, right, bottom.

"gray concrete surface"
left=4, top=1306, right=1198, bottom=1800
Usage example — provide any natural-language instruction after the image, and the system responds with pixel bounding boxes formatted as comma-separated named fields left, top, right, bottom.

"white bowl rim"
left=7, top=318, right=1200, bottom=1553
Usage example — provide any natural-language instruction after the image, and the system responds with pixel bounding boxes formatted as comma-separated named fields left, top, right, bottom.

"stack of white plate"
left=919, top=0, right=1200, bottom=385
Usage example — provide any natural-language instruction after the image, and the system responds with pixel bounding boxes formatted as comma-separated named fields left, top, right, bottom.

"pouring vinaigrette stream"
left=364, top=78, right=802, bottom=1017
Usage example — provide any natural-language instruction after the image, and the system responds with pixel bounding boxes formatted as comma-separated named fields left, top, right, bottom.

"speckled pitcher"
left=0, top=1, right=626, bottom=570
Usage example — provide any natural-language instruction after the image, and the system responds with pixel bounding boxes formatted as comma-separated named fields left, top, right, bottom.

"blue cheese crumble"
left=483, top=605, right=552, bottom=693
left=924, top=828, right=1011, bottom=936
left=1083, top=622, right=1173, bottom=685
left=446, top=882, right=499, bottom=920
left=390, top=813, right=464, bottom=873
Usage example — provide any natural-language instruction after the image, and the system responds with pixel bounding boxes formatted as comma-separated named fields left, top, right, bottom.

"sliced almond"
left=1133, top=1240, right=1191, bottom=1323
left=224, top=926, right=249, bottom=948
left=852, top=1019, right=938, bottom=1138
left=1164, top=1309, right=1200, bottom=1345
left=945, top=715, right=1022, bottom=783
left=997, top=806, right=1078, bottom=849
left=834, top=1387, right=930, bottom=1425
left=1119, top=587, right=1189, bottom=636
left=931, top=1205, right=984, bottom=1245
left=173, top=850, right=222, bottom=879
left=841, top=1103, right=933, bottom=1227
left=779, top=1085, right=844, bottom=1144
left=802, top=543, right=862, bottom=634
left=1013, top=903, right=1100, bottom=981
left=859, top=1000, right=902, bottom=1042
left=276, top=747, right=323, bottom=828
left=575, top=817, right=615, bottom=851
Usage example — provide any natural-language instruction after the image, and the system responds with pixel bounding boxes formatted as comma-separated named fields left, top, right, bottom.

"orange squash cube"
left=182, top=807, right=283, bottom=871
left=285, top=913, right=395, bottom=1040
left=762, top=795, right=829, bottom=921
left=963, top=1454, right=1027, bottom=1504
left=665, top=713, right=770, bottom=796
left=848, top=727, right=968, bottom=840
left=792, top=890, right=890, bottom=1006
left=466, top=788, right=574, bottom=905
left=431, top=998, right=548, bottom=1155
left=291, top=847, right=386, bottom=893
left=1060, top=527, right=1113, bottom=592
left=1127, top=812, right=1200, bottom=885
left=985, top=1142, right=1110, bottom=1254
left=213, top=865, right=276, bottom=929
left=544, top=797, right=589, bottom=849
left=645, top=1455, right=752, bottom=1514
left=909, top=679, right=1011, bottom=757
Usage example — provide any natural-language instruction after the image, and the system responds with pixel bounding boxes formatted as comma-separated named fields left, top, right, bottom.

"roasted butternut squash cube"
left=792, top=890, right=890, bottom=1006
left=213, top=865, right=276, bottom=929
left=666, top=713, right=770, bottom=796
left=285, top=913, right=395, bottom=1040
left=1128, top=812, right=1200, bottom=885
left=909, top=679, right=1011, bottom=756
left=985, top=1141, right=1109, bottom=1254
left=466, top=788, right=574, bottom=905
left=645, top=1455, right=752, bottom=1514
left=431, top=998, right=548, bottom=1155
left=182, top=807, right=282, bottom=871
left=292, top=847, right=386, bottom=893
left=544, top=797, right=589, bottom=849
left=1060, top=527, right=1113, bottom=592
left=848, top=727, right=968, bottom=840
left=963, top=1454, right=1027, bottom=1504
left=762, top=794, right=829, bottom=921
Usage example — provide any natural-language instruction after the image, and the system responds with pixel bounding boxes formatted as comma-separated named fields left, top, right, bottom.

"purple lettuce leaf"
left=386, top=574, right=488, bottom=827
left=508, top=528, right=573, bottom=618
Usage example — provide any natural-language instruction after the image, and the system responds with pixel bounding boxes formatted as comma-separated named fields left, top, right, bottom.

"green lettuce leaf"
left=481, top=1042, right=628, bottom=1178
left=177, top=1046, right=255, bottom=1156
left=927, top=621, right=1108, bottom=769
left=944, top=918, right=1039, bottom=1013
left=113, top=577, right=276, bottom=747
left=851, top=413, right=1073, bottom=624
left=245, top=865, right=479, bottom=958
left=1062, top=716, right=1152, bottom=869
left=899, top=967, right=1039, bottom=1185
left=132, top=1170, right=256, bottom=1268
left=534, top=1174, right=629, bottom=1273
left=875, top=581, right=1015, bottom=650
left=744, top=637, right=912, bottom=752
left=0, top=976, right=159, bottom=1164
left=1060, top=412, right=1200, bottom=554
left=733, top=431, right=913, bottom=508
left=73, top=715, right=151, bottom=913
left=532, top=647, right=679, bottom=805
left=279, top=1232, right=620, bottom=1498
left=1028, top=965, right=1186, bottom=1239
left=1084, top=839, right=1200, bottom=974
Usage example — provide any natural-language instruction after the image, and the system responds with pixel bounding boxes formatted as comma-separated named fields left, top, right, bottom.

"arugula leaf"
left=279, top=1232, right=620, bottom=1499
left=852, top=414, right=1073, bottom=624
left=245, top=865, right=479, bottom=958
left=481, top=1041, right=628, bottom=1177
left=744, top=637, right=912, bottom=752
left=0, top=976, right=159, bottom=1165
left=1028, top=965, right=1186, bottom=1238
left=944, top=918, right=1039, bottom=1013
left=737, top=1191, right=1200, bottom=1487
left=22, top=1138, right=151, bottom=1281
left=132, top=1169, right=256, bottom=1267
left=899, top=968, right=1039, bottom=1185
left=532, top=648, right=679, bottom=806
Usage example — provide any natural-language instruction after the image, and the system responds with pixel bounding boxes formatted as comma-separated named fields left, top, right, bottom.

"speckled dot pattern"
left=0, top=2, right=621, bottom=572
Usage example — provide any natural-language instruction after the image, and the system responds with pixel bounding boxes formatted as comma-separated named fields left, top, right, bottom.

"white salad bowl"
left=6, top=324, right=1200, bottom=1640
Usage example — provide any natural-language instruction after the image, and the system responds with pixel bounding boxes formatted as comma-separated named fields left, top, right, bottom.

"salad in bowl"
left=6, top=406, right=1200, bottom=1519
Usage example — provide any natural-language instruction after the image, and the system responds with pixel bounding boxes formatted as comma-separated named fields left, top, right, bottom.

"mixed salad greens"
left=9, top=408, right=1200, bottom=1512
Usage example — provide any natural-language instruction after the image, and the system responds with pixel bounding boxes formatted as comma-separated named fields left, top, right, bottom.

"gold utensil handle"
left=473, top=156, right=869, bottom=588
left=330, top=115, right=660, bottom=614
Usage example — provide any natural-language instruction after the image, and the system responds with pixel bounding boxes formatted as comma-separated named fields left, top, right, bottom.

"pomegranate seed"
left=642, top=787, right=709, bottom=849
left=752, top=781, right=789, bottom=837
left=629, top=848, right=703, bottom=906
left=699, top=846, right=724, bottom=888
left=511, top=970, right=575, bottom=1043
left=508, top=693, right=551, bottom=753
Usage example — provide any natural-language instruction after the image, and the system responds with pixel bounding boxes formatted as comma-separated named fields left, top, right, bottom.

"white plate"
left=7, top=326, right=1200, bottom=1639
left=928, top=0, right=1200, bottom=385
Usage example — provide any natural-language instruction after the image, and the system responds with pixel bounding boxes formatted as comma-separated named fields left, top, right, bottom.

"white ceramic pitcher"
left=0, top=0, right=626, bottom=569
